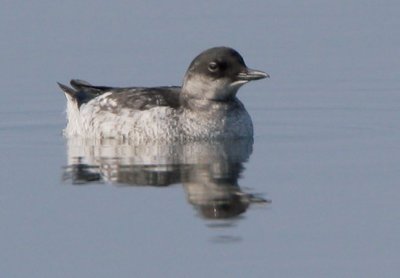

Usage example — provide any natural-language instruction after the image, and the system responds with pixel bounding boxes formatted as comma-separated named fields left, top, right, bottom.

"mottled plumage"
left=58, top=47, right=268, bottom=142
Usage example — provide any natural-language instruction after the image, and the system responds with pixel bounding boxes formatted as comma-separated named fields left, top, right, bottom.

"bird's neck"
left=179, top=93, right=240, bottom=113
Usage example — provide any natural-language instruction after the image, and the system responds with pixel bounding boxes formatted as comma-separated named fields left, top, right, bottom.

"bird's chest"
left=180, top=109, right=253, bottom=139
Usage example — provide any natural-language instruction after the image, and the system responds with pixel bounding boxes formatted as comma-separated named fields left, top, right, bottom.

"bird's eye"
left=208, top=62, right=218, bottom=72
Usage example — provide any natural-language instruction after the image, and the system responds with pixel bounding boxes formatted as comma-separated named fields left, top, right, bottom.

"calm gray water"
left=1, top=1, right=399, bottom=277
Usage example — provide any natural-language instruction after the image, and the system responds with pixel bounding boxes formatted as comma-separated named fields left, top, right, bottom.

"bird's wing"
left=58, top=79, right=181, bottom=110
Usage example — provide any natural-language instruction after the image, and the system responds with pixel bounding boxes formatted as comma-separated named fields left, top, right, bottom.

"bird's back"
left=59, top=79, right=181, bottom=109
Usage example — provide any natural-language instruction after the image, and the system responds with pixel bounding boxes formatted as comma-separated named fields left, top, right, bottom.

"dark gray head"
left=182, top=47, right=268, bottom=102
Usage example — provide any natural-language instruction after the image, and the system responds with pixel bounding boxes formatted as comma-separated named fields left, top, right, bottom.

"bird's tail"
left=58, top=82, right=81, bottom=136
left=57, top=82, right=77, bottom=98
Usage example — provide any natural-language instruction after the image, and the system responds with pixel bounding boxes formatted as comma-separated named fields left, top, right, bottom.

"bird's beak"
left=237, top=68, right=270, bottom=81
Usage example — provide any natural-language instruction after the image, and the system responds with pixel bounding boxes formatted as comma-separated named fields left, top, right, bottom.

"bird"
left=58, top=47, right=269, bottom=142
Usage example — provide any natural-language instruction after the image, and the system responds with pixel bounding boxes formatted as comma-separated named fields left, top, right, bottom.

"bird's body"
left=59, top=47, right=268, bottom=142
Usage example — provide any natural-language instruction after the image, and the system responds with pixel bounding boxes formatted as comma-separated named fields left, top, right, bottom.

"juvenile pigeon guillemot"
left=58, top=47, right=268, bottom=142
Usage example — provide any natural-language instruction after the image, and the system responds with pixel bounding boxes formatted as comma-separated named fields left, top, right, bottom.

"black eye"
left=208, top=62, right=218, bottom=72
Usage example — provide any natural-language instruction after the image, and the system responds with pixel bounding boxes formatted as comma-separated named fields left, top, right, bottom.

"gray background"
left=1, top=1, right=399, bottom=277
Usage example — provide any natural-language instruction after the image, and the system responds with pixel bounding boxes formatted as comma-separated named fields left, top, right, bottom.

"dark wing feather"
left=106, top=87, right=181, bottom=110
left=70, top=79, right=116, bottom=93
left=58, top=79, right=182, bottom=110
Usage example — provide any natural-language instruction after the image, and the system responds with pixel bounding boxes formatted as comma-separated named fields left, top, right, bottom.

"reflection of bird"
left=64, top=137, right=253, bottom=186
left=58, top=47, right=268, bottom=142
left=63, top=137, right=270, bottom=220
left=183, top=162, right=270, bottom=219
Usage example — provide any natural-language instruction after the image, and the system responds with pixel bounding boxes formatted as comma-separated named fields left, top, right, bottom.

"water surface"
left=1, top=1, right=399, bottom=277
